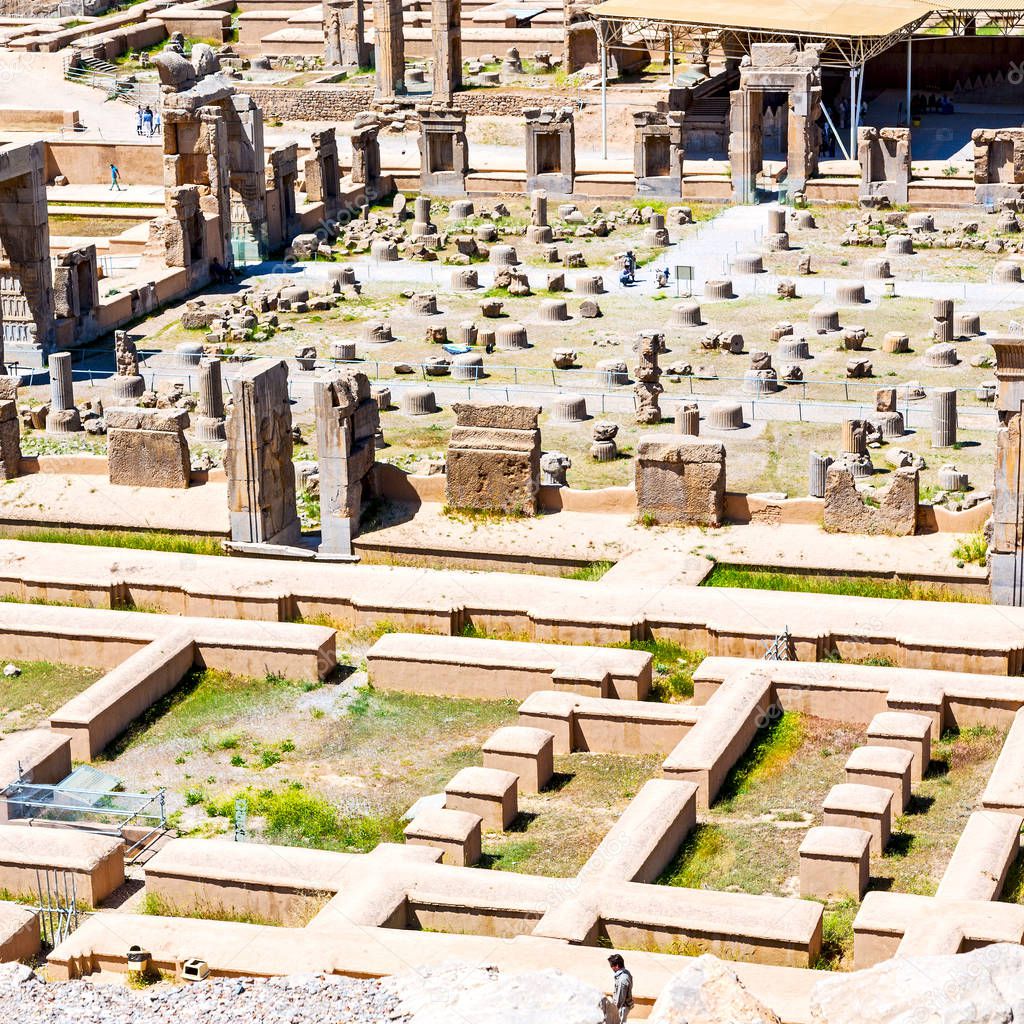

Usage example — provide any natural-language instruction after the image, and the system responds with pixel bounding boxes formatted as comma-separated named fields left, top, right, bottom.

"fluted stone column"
left=932, top=386, right=958, bottom=447
left=373, top=0, right=406, bottom=99
left=840, top=419, right=866, bottom=455
left=932, top=298, right=954, bottom=343
left=674, top=403, right=699, bottom=435
left=808, top=451, right=834, bottom=498
left=195, top=358, right=227, bottom=443
left=45, top=351, right=81, bottom=433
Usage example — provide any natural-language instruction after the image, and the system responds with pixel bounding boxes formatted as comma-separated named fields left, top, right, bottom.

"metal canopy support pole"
left=668, top=28, right=674, bottom=82
left=906, top=35, right=912, bottom=127
left=848, top=66, right=857, bottom=158
left=600, top=33, right=608, bottom=159
left=820, top=100, right=850, bottom=161
left=855, top=60, right=865, bottom=137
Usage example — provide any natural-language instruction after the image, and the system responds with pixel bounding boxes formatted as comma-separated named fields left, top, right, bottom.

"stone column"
left=840, top=419, right=867, bottom=455
left=526, top=190, right=551, bottom=244
left=45, top=351, right=81, bottom=433
left=808, top=451, right=833, bottom=498
left=633, top=332, right=663, bottom=425
left=674, top=403, right=699, bottom=435
left=431, top=0, right=462, bottom=104
left=111, top=329, right=145, bottom=401
left=195, top=358, right=227, bottom=442
left=991, top=336, right=1024, bottom=603
left=412, top=195, right=436, bottom=237
left=932, top=299, right=954, bottom=343
left=931, top=386, right=958, bottom=447
left=373, top=0, right=406, bottom=100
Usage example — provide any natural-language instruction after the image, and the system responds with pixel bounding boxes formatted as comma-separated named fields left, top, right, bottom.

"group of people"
left=135, top=104, right=160, bottom=137
left=910, top=92, right=956, bottom=117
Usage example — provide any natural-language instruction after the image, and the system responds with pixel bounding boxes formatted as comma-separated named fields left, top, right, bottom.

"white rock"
left=811, top=944, right=1024, bottom=1024
left=385, top=961, right=615, bottom=1024
left=650, top=955, right=780, bottom=1024
left=3, top=664, right=20, bottom=677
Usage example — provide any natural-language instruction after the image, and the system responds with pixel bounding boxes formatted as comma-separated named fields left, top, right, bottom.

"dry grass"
left=0, top=660, right=103, bottom=732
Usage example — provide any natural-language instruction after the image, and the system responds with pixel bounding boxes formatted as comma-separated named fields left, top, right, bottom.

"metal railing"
left=2, top=778, right=167, bottom=859
left=34, top=869, right=83, bottom=947
left=764, top=626, right=793, bottom=661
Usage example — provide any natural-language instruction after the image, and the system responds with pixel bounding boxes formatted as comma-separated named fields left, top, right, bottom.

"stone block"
left=444, top=766, right=518, bottom=831
left=822, top=783, right=892, bottom=855
left=404, top=807, right=482, bottom=866
left=799, top=825, right=871, bottom=900
left=866, top=711, right=932, bottom=783
left=635, top=434, right=725, bottom=526
left=845, top=745, right=914, bottom=812
left=483, top=726, right=554, bottom=793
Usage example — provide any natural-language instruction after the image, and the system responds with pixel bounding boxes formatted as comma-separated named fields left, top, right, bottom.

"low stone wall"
left=0, top=824, right=124, bottom=906
left=0, top=901, right=39, bottom=962
left=0, top=729, right=70, bottom=787
left=0, top=602, right=335, bottom=681
left=50, top=631, right=196, bottom=760
left=367, top=632, right=652, bottom=701
left=518, top=689, right=698, bottom=755
left=236, top=85, right=584, bottom=125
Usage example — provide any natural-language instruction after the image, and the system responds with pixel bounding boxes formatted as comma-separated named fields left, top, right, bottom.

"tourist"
left=109, top=163, right=124, bottom=191
left=837, top=97, right=848, bottom=129
left=143, top=105, right=154, bottom=136
left=609, top=954, right=634, bottom=1022
left=135, top=104, right=144, bottom=136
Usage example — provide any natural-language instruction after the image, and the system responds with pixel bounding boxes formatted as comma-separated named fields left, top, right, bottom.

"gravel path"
left=0, top=965, right=405, bottom=1024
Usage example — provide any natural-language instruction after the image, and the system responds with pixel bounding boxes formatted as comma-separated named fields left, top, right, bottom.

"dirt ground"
left=55, top=193, right=999, bottom=502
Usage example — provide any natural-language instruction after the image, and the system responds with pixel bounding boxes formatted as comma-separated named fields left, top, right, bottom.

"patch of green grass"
left=0, top=527, right=224, bottom=557
left=206, top=781, right=406, bottom=852
left=563, top=560, right=614, bottom=581
left=703, top=564, right=981, bottom=603
left=442, top=504, right=527, bottom=523
left=613, top=638, right=704, bottom=700
left=716, top=712, right=804, bottom=807
left=98, top=669, right=310, bottom=757
left=479, top=839, right=540, bottom=871
left=658, top=823, right=735, bottom=888
left=0, top=660, right=103, bottom=730
left=126, top=967, right=168, bottom=989
left=815, top=898, right=857, bottom=970
left=952, top=532, right=987, bottom=566
left=139, top=892, right=290, bottom=926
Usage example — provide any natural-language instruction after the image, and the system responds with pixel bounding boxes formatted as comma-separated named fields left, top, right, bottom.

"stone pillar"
left=527, top=190, right=552, bottom=244
left=840, top=419, right=867, bottom=455
left=675, top=403, right=699, bottom=435
left=991, top=337, right=1024, bottom=603
left=225, top=358, right=300, bottom=546
left=324, top=0, right=368, bottom=67
left=314, top=367, right=378, bottom=555
left=45, top=351, right=81, bottom=433
left=932, top=299, right=954, bottom=343
left=431, top=0, right=462, bottom=104
left=350, top=113, right=382, bottom=197
left=111, top=329, right=145, bottom=402
left=373, top=0, right=406, bottom=100
left=195, top=358, right=227, bottom=442
left=931, top=387, right=958, bottom=447
left=808, top=451, right=833, bottom=498
left=412, top=195, right=437, bottom=238
left=633, top=332, right=663, bottom=424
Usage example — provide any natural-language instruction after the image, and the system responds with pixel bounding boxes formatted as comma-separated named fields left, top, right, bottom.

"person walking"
left=608, top=954, right=634, bottom=1023
left=109, top=163, right=124, bottom=192
left=135, top=104, right=144, bottom=136
left=143, top=105, right=154, bottom=137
